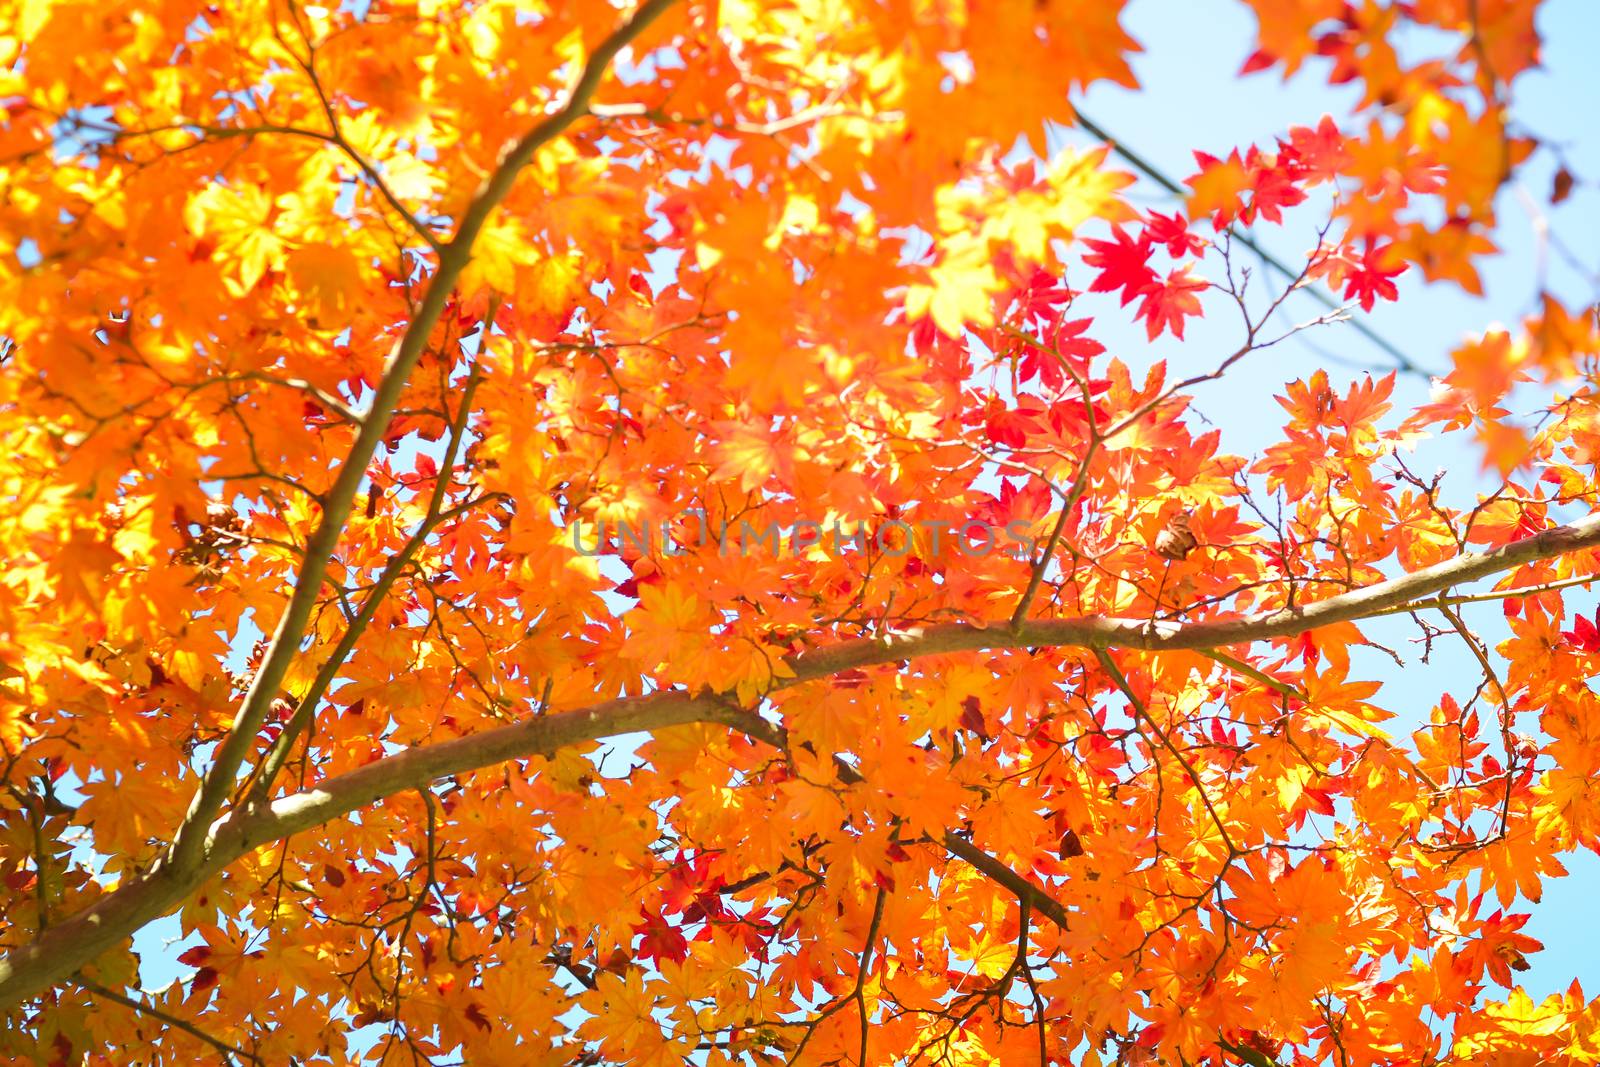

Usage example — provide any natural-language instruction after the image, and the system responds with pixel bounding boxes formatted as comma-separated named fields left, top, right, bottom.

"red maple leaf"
left=1083, top=226, right=1157, bottom=306
left=1245, top=151, right=1308, bottom=224
left=632, top=908, right=689, bottom=964
left=1282, top=115, right=1351, bottom=183
left=1135, top=268, right=1207, bottom=340
left=1562, top=608, right=1600, bottom=652
left=1338, top=240, right=1405, bottom=311
left=985, top=405, right=1036, bottom=449
left=959, top=695, right=989, bottom=740
left=1239, top=48, right=1276, bottom=74
left=1018, top=318, right=1103, bottom=389
left=1144, top=212, right=1206, bottom=258
left=1012, top=267, right=1075, bottom=323
left=176, top=946, right=212, bottom=967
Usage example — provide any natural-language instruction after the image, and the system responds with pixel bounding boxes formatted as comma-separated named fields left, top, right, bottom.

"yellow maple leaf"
left=905, top=239, right=1000, bottom=338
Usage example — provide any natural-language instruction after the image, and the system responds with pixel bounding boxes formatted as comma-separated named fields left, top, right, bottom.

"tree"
left=0, top=0, right=1596, bottom=1062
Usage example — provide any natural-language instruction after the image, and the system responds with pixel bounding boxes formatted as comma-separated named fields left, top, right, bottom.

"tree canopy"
left=1, top=0, right=1599, bottom=1063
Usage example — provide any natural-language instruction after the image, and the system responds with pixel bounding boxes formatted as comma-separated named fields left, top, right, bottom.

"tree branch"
left=2, top=507, right=1596, bottom=1010
left=167, top=0, right=679, bottom=873
left=246, top=303, right=498, bottom=803
left=74, top=978, right=262, bottom=1066
left=718, top=706, right=1075, bottom=930
left=0, top=0, right=679, bottom=1011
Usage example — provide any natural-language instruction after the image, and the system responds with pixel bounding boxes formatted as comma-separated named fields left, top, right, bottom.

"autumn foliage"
left=3, top=0, right=1600, bottom=1064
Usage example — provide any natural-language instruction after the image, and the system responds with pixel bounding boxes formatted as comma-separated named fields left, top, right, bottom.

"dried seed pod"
left=1153, top=512, right=1198, bottom=561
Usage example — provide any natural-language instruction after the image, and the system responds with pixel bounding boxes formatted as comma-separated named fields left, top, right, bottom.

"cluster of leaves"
left=0, top=0, right=1597, bottom=1066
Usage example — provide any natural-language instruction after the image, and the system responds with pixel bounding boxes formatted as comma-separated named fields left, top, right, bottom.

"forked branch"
left=0, top=0, right=681, bottom=1011
left=4, top=505, right=1593, bottom=1010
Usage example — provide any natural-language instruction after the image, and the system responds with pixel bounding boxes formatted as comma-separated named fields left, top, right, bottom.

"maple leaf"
left=1011, top=267, right=1077, bottom=324
left=1134, top=268, right=1208, bottom=340
left=286, top=243, right=363, bottom=323
left=1237, top=0, right=1346, bottom=77
left=1185, top=149, right=1252, bottom=226
left=183, top=183, right=286, bottom=295
left=632, top=908, right=690, bottom=965
left=1282, top=115, right=1352, bottom=181
left=1398, top=216, right=1498, bottom=295
left=1331, top=239, right=1406, bottom=311
left=1083, top=225, right=1157, bottom=306
left=710, top=420, right=789, bottom=492
left=906, top=240, right=1002, bottom=338
left=1143, top=212, right=1206, bottom=258
left=1016, top=317, right=1105, bottom=391
left=1562, top=608, right=1600, bottom=653
left=1244, top=153, right=1308, bottom=224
